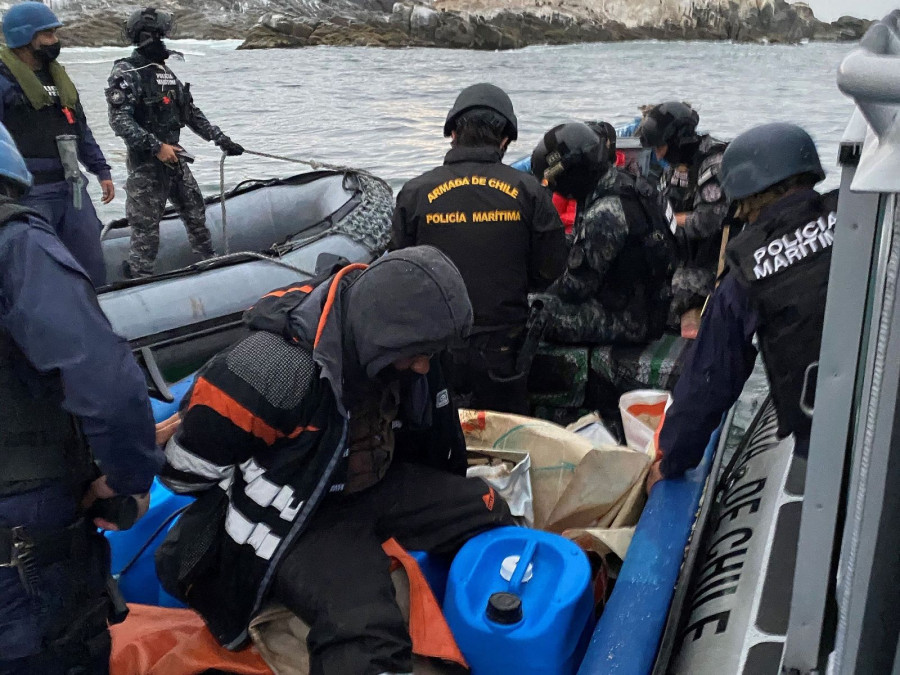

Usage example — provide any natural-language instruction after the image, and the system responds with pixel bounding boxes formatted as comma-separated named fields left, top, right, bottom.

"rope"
left=190, top=250, right=315, bottom=277
left=101, top=147, right=385, bottom=247
left=217, top=147, right=385, bottom=255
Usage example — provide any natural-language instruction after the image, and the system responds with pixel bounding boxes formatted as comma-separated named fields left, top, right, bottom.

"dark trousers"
left=446, top=331, right=529, bottom=415
left=273, top=463, right=512, bottom=675
left=0, top=485, right=112, bottom=675
left=22, top=180, right=106, bottom=288
left=125, top=160, right=213, bottom=277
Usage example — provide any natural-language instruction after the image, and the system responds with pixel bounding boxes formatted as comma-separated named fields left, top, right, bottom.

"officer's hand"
left=82, top=476, right=151, bottom=531
left=680, top=308, right=702, bottom=339
left=156, top=413, right=180, bottom=446
left=156, top=143, right=179, bottom=164
left=645, top=459, right=665, bottom=495
left=675, top=212, right=688, bottom=228
left=100, top=179, right=115, bottom=204
left=218, top=137, right=245, bottom=157
left=94, top=493, right=150, bottom=532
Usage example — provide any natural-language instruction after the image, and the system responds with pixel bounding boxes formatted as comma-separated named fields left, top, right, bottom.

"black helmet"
left=531, top=122, right=606, bottom=200
left=720, top=123, right=825, bottom=201
left=637, top=101, right=699, bottom=149
left=125, top=7, right=175, bottom=44
left=585, top=120, right=617, bottom=162
left=444, top=83, right=517, bottom=141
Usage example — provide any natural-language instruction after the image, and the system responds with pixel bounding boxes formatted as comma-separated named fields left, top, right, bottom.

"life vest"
left=726, top=189, right=837, bottom=439
left=0, top=203, right=92, bottom=496
left=552, top=193, right=576, bottom=234
left=0, top=62, right=78, bottom=181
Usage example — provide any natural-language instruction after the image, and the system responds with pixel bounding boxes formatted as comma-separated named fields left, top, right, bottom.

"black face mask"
left=665, top=138, right=700, bottom=166
left=32, top=41, right=61, bottom=66
left=555, top=165, right=604, bottom=201
left=138, top=39, right=169, bottom=63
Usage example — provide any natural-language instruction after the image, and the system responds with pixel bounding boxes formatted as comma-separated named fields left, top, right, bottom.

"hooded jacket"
left=159, top=247, right=473, bottom=648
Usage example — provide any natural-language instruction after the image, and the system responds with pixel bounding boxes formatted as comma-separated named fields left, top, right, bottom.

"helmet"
left=531, top=122, right=606, bottom=200
left=444, top=83, right=517, bottom=141
left=720, top=123, right=824, bottom=201
left=125, top=7, right=175, bottom=44
left=2, top=2, right=62, bottom=49
left=0, top=122, right=33, bottom=192
left=585, top=120, right=617, bottom=162
left=637, top=101, right=699, bottom=149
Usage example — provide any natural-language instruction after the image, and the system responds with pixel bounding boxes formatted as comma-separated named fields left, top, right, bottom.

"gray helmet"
left=444, top=83, right=517, bottom=141
left=720, top=123, right=825, bottom=201
left=125, top=7, right=175, bottom=44
left=531, top=122, right=606, bottom=200
left=637, top=101, right=699, bottom=149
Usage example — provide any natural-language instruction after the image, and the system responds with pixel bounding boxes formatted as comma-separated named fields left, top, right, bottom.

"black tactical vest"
left=0, top=203, right=92, bottom=496
left=602, top=170, right=677, bottom=337
left=726, top=189, right=837, bottom=439
left=117, top=56, right=186, bottom=147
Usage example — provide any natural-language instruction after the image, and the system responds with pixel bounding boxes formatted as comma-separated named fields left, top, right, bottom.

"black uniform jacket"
left=392, top=146, right=567, bottom=329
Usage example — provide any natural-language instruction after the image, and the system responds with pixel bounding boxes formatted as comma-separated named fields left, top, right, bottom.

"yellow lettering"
left=472, top=210, right=521, bottom=223
left=426, top=212, right=468, bottom=224
left=472, top=175, right=488, bottom=186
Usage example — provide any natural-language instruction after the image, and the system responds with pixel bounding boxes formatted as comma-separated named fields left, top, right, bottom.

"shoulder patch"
left=105, top=87, right=126, bottom=106
left=701, top=181, right=723, bottom=203
left=436, top=388, right=449, bottom=409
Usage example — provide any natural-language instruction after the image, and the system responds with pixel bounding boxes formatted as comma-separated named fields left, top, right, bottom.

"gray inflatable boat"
left=98, top=170, right=393, bottom=384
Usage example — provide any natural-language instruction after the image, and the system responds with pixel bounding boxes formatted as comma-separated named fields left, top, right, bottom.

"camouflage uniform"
left=543, top=167, right=674, bottom=345
left=107, top=51, right=227, bottom=277
left=659, top=135, right=729, bottom=319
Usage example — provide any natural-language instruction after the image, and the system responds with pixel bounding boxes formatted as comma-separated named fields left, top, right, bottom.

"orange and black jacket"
left=159, top=265, right=467, bottom=648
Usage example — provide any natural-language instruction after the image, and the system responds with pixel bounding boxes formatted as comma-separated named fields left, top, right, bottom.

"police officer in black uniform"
left=391, top=83, right=567, bottom=414
left=638, top=102, right=729, bottom=338
left=530, top=122, right=677, bottom=345
left=0, top=121, right=160, bottom=673
left=107, top=7, right=244, bottom=279
left=648, top=123, right=836, bottom=491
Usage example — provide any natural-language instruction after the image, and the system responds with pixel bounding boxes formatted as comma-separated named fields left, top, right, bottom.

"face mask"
left=138, top=39, right=169, bottom=63
left=32, top=41, right=61, bottom=65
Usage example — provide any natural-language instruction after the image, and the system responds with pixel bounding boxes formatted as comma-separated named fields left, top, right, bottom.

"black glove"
left=218, top=136, right=244, bottom=157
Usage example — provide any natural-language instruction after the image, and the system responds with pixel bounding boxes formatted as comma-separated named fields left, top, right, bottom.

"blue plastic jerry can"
left=149, top=374, right=196, bottom=421
left=105, top=375, right=198, bottom=607
left=443, top=527, right=594, bottom=675
left=106, top=478, right=194, bottom=607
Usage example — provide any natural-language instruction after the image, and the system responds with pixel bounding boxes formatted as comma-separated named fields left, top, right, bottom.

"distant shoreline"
left=54, top=3, right=871, bottom=51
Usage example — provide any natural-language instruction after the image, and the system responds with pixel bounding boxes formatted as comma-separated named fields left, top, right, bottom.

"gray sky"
left=804, top=0, right=898, bottom=21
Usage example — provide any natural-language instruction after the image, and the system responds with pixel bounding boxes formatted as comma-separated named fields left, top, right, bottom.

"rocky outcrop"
left=3, top=0, right=872, bottom=49
left=236, top=0, right=873, bottom=50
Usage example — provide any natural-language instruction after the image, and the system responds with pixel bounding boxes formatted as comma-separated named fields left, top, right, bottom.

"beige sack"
left=460, top=409, right=650, bottom=554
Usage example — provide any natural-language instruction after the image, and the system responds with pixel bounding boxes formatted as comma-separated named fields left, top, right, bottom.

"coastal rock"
left=3, top=0, right=873, bottom=51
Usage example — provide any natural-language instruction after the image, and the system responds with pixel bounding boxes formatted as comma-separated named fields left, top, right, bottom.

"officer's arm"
left=683, top=157, right=728, bottom=240
left=528, top=187, right=567, bottom=290
left=658, top=276, right=758, bottom=477
left=555, top=207, right=626, bottom=303
left=107, top=68, right=163, bottom=157
left=75, top=103, right=112, bottom=181
left=390, top=185, right=418, bottom=250
left=183, top=93, right=225, bottom=144
left=0, top=225, right=161, bottom=496
left=159, top=347, right=309, bottom=493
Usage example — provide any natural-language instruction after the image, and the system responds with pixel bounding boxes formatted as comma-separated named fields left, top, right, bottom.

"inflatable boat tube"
left=99, top=170, right=393, bottom=380
left=578, top=416, right=724, bottom=674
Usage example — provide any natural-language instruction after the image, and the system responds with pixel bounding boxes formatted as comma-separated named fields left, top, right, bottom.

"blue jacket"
left=0, top=68, right=112, bottom=183
left=658, top=274, right=759, bottom=477
left=0, top=214, right=160, bottom=494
